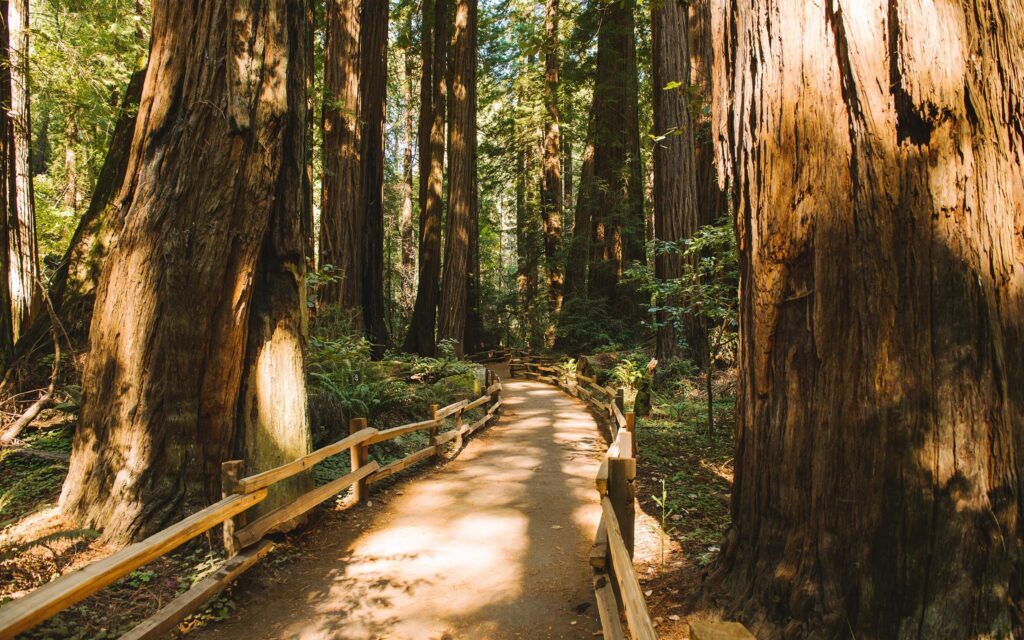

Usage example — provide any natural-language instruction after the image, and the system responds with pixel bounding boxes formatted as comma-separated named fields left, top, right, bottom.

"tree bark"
left=437, top=0, right=476, bottom=356
left=651, top=0, right=700, bottom=362
left=464, top=25, right=483, bottom=354
left=540, top=0, right=562, bottom=348
left=63, top=115, right=81, bottom=211
left=359, top=0, right=391, bottom=356
left=709, top=1, right=1024, bottom=637
left=562, top=136, right=572, bottom=232
left=689, top=0, right=725, bottom=230
left=320, top=0, right=363, bottom=325
left=560, top=111, right=595, bottom=311
left=405, top=0, right=447, bottom=356
left=60, top=0, right=313, bottom=544
left=6, top=0, right=38, bottom=341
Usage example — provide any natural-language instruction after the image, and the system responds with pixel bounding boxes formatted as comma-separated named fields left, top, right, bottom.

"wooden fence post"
left=429, top=403, right=440, bottom=456
left=349, top=417, right=369, bottom=503
left=615, top=388, right=625, bottom=415
left=221, top=460, right=245, bottom=558
left=607, top=457, right=636, bottom=558
left=626, top=412, right=637, bottom=459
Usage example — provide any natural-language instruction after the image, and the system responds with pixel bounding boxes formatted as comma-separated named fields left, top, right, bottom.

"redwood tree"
left=437, top=0, right=477, bottom=355
left=587, top=0, right=642, bottom=307
left=320, top=0, right=363, bottom=322
left=404, top=0, right=447, bottom=356
left=61, top=0, right=314, bottom=543
left=651, top=0, right=699, bottom=361
left=540, top=0, right=562, bottom=346
left=710, top=1, right=1024, bottom=637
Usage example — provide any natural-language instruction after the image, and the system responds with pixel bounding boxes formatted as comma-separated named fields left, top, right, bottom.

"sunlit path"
left=196, top=365, right=607, bottom=640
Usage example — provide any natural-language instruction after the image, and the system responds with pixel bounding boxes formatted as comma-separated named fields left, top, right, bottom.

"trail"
left=197, top=364, right=608, bottom=639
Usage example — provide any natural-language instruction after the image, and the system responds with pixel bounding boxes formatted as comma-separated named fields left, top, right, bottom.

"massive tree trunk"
left=404, top=0, right=447, bottom=356
left=6, top=0, right=38, bottom=341
left=587, top=0, right=642, bottom=308
left=320, top=0, right=363, bottom=324
left=709, top=1, right=1024, bottom=638
left=651, top=0, right=699, bottom=362
left=400, top=43, right=417, bottom=314
left=437, top=0, right=476, bottom=356
left=61, top=0, right=313, bottom=544
left=540, top=0, right=562, bottom=347
left=359, top=0, right=391, bottom=356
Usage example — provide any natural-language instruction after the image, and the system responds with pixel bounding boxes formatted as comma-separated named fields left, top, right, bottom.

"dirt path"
left=196, top=366, right=608, bottom=639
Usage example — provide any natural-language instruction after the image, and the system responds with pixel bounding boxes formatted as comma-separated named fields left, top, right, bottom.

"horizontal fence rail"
left=0, top=368, right=504, bottom=640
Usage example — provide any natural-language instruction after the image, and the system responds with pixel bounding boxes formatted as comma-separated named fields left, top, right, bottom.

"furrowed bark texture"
left=61, top=0, right=313, bottom=544
left=320, top=0, right=363, bottom=323
left=689, top=0, right=726, bottom=230
left=652, top=0, right=700, bottom=362
left=710, top=1, right=1024, bottom=637
left=404, top=0, right=447, bottom=356
left=359, top=0, right=391, bottom=355
left=6, top=0, right=38, bottom=340
left=438, top=0, right=476, bottom=356
left=464, top=27, right=482, bottom=354
left=587, top=0, right=642, bottom=306
left=541, top=0, right=562, bottom=346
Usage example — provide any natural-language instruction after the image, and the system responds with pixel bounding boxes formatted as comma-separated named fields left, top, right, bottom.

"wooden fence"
left=511, top=355, right=754, bottom=640
left=0, top=369, right=504, bottom=640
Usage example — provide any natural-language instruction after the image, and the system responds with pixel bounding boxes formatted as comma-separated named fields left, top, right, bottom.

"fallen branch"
left=0, top=287, right=63, bottom=447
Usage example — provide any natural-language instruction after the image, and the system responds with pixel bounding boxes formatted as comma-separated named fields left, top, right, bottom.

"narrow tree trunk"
left=63, top=116, right=80, bottom=211
left=540, top=0, right=562, bottom=347
left=61, top=0, right=313, bottom=544
left=6, top=0, right=38, bottom=340
left=400, top=43, right=417, bottom=314
left=359, top=0, right=391, bottom=356
left=404, top=0, right=447, bottom=356
left=709, top=1, right=1024, bottom=637
left=560, top=112, right=595, bottom=309
left=0, top=1, right=15, bottom=371
left=689, top=0, right=725, bottom=230
left=562, top=136, right=572, bottom=231
left=437, top=0, right=476, bottom=356
left=587, top=0, right=642, bottom=308
left=651, top=0, right=699, bottom=362
left=464, top=29, right=483, bottom=354
left=320, top=0, right=363, bottom=326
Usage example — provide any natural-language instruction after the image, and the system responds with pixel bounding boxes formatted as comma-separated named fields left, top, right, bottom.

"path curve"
left=197, top=366, right=607, bottom=639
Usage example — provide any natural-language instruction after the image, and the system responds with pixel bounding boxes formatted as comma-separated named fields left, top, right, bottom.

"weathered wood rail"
left=511, top=354, right=754, bottom=640
left=0, top=369, right=504, bottom=640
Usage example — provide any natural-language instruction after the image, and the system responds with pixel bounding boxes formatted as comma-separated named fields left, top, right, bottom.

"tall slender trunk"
left=561, top=110, right=596, bottom=306
left=404, top=0, right=448, bottom=356
left=64, top=115, right=81, bottom=211
left=400, top=44, right=416, bottom=313
left=0, top=1, right=15, bottom=371
left=689, top=0, right=725, bottom=230
left=61, top=0, right=313, bottom=544
left=540, top=0, right=562, bottom=347
left=437, top=0, right=476, bottom=356
left=464, top=24, right=482, bottom=353
left=562, top=136, right=572, bottom=231
left=359, top=0, right=391, bottom=356
left=320, top=0, right=363, bottom=326
left=652, top=0, right=699, bottom=362
left=7, top=0, right=38, bottom=340
left=709, top=1, right=1024, bottom=637
left=587, top=0, right=642, bottom=309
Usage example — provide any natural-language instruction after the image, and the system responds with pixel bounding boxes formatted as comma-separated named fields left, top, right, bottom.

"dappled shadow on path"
left=195, top=375, right=606, bottom=639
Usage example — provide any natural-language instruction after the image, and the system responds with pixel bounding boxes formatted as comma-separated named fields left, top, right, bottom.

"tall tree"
left=0, top=0, right=15, bottom=371
left=464, top=17, right=483, bottom=354
left=561, top=112, right=595, bottom=307
left=709, top=1, right=1024, bottom=637
left=320, top=0, right=363, bottom=324
left=688, top=0, right=725, bottom=230
left=60, top=0, right=314, bottom=543
left=651, top=0, right=699, bottom=361
left=587, top=0, right=642, bottom=307
left=438, top=0, right=477, bottom=356
left=359, top=0, right=391, bottom=355
left=404, top=0, right=448, bottom=356
left=540, top=0, right=562, bottom=346
left=400, top=37, right=417, bottom=313
left=6, top=0, right=38, bottom=340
